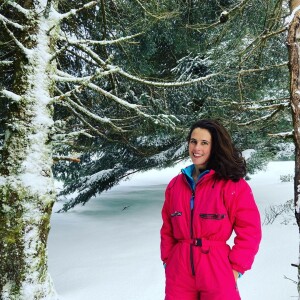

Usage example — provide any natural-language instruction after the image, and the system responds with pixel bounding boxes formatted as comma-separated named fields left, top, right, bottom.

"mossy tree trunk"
left=287, top=0, right=300, bottom=296
left=0, top=1, right=60, bottom=299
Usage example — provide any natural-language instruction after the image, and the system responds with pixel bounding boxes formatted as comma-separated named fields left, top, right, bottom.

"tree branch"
left=116, top=68, right=221, bottom=87
left=0, top=13, right=24, bottom=30
left=57, top=91, right=126, bottom=133
left=243, top=102, right=289, bottom=111
left=238, top=107, right=284, bottom=126
left=59, top=32, right=142, bottom=46
left=53, top=156, right=81, bottom=163
left=1, top=89, right=21, bottom=102
left=186, top=0, right=251, bottom=31
left=268, top=131, right=293, bottom=138
left=0, top=60, right=13, bottom=66
left=0, top=17, right=29, bottom=56
left=133, top=0, right=180, bottom=20
left=4, top=1, right=29, bottom=16
left=238, top=62, right=288, bottom=75
left=58, top=1, right=97, bottom=22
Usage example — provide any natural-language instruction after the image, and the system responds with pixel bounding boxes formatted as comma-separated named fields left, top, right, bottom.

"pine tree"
left=0, top=1, right=217, bottom=298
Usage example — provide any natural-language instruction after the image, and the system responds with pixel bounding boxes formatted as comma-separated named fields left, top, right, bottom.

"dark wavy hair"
left=187, top=119, right=246, bottom=181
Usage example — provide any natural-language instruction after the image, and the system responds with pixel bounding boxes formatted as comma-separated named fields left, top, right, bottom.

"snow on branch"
left=285, top=4, right=300, bottom=25
left=5, top=1, right=30, bottom=16
left=0, top=13, right=24, bottom=30
left=53, top=69, right=118, bottom=84
left=238, top=108, right=283, bottom=126
left=53, top=71, right=141, bottom=113
left=64, top=43, right=107, bottom=67
left=0, top=17, right=29, bottom=56
left=116, top=68, right=220, bottom=87
left=238, top=62, right=288, bottom=75
left=0, top=60, right=13, bottom=66
left=1, top=89, right=21, bottom=102
left=58, top=1, right=97, bottom=21
left=60, top=94, right=126, bottom=133
left=268, top=131, right=293, bottom=139
left=86, top=82, right=180, bottom=130
left=60, top=32, right=142, bottom=46
left=243, top=102, right=289, bottom=111
left=60, top=102, right=108, bottom=139
left=62, top=41, right=219, bottom=88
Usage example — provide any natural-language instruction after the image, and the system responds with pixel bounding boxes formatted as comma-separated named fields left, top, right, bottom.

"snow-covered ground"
left=48, top=161, right=298, bottom=300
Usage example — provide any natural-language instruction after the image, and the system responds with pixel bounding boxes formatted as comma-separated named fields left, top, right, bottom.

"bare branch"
left=53, top=156, right=81, bottom=163
left=283, top=275, right=297, bottom=285
left=133, top=0, right=180, bottom=20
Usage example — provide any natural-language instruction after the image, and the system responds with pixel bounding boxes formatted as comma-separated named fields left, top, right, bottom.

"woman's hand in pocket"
left=232, top=269, right=239, bottom=282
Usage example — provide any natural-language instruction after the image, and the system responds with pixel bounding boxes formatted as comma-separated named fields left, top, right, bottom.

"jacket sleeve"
left=160, top=183, right=177, bottom=264
left=227, top=179, right=262, bottom=274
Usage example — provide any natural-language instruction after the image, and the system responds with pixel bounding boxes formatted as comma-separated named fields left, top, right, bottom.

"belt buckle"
left=194, top=238, right=202, bottom=246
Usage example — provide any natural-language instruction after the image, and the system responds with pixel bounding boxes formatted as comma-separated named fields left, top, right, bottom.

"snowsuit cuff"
left=231, top=264, right=245, bottom=275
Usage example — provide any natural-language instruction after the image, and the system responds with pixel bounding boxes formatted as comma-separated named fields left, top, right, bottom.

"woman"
left=160, top=119, right=262, bottom=300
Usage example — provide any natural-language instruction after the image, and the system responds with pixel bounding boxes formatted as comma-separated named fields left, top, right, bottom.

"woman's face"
left=188, top=127, right=212, bottom=170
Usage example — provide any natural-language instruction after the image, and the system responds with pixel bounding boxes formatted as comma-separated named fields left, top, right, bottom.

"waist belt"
left=178, top=238, right=225, bottom=247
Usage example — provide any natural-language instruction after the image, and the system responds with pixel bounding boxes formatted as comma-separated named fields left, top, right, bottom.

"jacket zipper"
left=182, top=170, right=209, bottom=277
left=190, top=191, right=195, bottom=276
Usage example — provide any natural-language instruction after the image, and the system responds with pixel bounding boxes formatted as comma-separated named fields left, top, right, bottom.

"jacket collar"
left=181, top=164, right=212, bottom=190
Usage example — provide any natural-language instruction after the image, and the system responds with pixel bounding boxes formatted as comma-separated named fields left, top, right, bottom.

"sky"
left=48, top=160, right=297, bottom=300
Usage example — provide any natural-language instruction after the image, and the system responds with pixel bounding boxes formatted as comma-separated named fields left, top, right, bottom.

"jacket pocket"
left=199, top=213, right=226, bottom=220
left=199, top=213, right=228, bottom=236
left=171, top=211, right=182, bottom=217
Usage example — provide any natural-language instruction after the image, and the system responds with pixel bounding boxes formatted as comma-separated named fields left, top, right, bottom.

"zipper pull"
left=190, top=192, right=195, bottom=210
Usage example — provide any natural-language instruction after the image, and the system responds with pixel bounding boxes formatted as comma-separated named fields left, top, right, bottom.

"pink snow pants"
left=164, top=241, right=241, bottom=300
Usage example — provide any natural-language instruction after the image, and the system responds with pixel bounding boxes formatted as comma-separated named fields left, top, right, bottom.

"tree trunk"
left=287, top=0, right=300, bottom=296
left=0, top=1, right=59, bottom=299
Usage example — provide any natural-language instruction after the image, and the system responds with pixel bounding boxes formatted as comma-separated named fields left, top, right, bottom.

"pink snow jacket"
left=160, top=166, right=262, bottom=275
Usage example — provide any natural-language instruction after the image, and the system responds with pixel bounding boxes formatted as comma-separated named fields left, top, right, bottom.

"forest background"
left=0, top=0, right=298, bottom=299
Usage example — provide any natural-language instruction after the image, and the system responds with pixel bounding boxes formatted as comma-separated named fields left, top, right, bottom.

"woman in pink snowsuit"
left=160, top=119, right=262, bottom=300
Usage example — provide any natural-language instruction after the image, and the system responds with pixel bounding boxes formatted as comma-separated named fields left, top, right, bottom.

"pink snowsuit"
left=160, top=166, right=262, bottom=300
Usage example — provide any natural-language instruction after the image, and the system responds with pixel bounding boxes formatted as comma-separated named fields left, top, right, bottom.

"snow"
left=285, top=5, right=300, bottom=25
left=48, top=160, right=298, bottom=300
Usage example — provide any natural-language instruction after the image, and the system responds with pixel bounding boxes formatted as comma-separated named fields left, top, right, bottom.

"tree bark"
left=287, top=0, right=300, bottom=296
left=0, top=1, right=59, bottom=299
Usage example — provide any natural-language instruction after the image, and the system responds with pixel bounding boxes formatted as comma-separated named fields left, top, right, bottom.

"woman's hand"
left=233, top=269, right=239, bottom=282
